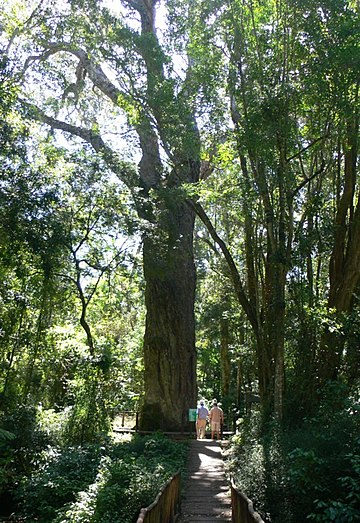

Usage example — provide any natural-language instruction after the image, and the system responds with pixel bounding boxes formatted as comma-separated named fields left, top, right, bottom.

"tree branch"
left=286, top=136, right=328, bottom=163
left=188, top=199, right=258, bottom=332
left=23, top=103, right=137, bottom=188
left=21, top=42, right=123, bottom=106
left=5, top=0, right=45, bottom=55
left=292, top=159, right=327, bottom=198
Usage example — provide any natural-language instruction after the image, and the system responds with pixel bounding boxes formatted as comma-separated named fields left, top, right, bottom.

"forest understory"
left=1, top=0, right=359, bottom=521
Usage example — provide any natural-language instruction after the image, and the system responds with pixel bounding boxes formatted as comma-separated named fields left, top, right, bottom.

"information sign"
left=188, top=408, right=197, bottom=422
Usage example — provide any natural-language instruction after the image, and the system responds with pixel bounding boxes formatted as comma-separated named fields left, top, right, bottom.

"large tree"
left=1, top=0, right=211, bottom=429
left=186, top=0, right=360, bottom=419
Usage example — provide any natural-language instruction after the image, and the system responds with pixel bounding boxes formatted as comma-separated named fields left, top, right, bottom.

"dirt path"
left=178, top=439, right=231, bottom=522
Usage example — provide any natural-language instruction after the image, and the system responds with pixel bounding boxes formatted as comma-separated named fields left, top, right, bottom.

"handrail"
left=113, top=410, right=139, bottom=431
left=231, top=479, right=265, bottom=523
left=136, top=471, right=181, bottom=523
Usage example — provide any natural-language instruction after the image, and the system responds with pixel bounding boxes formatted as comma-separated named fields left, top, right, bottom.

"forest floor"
left=178, top=439, right=231, bottom=522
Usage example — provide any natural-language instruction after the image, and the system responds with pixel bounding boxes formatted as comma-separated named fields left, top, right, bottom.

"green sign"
left=188, top=408, right=197, bottom=422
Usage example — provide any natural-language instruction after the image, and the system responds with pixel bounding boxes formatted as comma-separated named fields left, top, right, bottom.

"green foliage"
left=226, top=412, right=267, bottom=506
left=17, top=445, right=103, bottom=522
left=308, top=451, right=360, bottom=522
left=1, top=404, right=51, bottom=472
left=227, top=385, right=360, bottom=522
left=93, top=458, right=169, bottom=523
left=0, top=427, right=15, bottom=442
left=285, top=385, right=360, bottom=522
left=0, top=403, right=52, bottom=509
left=63, top=369, right=112, bottom=445
left=16, top=433, right=188, bottom=523
left=0, top=128, right=144, bottom=445
left=1, top=1, right=360, bottom=522
left=0, top=427, right=16, bottom=495
left=93, top=434, right=187, bottom=523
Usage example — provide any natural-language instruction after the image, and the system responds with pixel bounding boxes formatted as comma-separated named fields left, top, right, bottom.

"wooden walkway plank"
left=179, top=440, right=231, bottom=522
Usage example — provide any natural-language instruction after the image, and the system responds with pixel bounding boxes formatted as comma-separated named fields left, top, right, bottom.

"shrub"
left=16, top=433, right=188, bottom=523
left=0, top=428, right=16, bottom=494
left=226, top=385, right=360, bottom=523
left=92, top=434, right=188, bottom=523
left=0, top=403, right=52, bottom=515
left=306, top=448, right=360, bottom=522
left=16, top=445, right=103, bottom=522
left=284, top=385, right=360, bottom=522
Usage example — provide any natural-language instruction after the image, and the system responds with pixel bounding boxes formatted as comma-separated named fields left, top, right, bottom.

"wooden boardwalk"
left=179, top=439, right=231, bottom=522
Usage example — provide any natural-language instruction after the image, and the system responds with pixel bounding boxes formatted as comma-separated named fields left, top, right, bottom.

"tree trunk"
left=140, top=200, right=197, bottom=431
left=318, top=113, right=360, bottom=384
left=131, top=0, right=200, bottom=430
left=21, top=0, right=202, bottom=431
left=263, top=254, right=286, bottom=420
left=220, top=314, right=231, bottom=399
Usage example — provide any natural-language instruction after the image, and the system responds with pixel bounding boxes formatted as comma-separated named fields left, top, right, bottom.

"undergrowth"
left=225, top=384, right=360, bottom=523
left=14, top=432, right=188, bottom=523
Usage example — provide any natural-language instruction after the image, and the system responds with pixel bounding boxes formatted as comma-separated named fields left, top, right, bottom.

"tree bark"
left=140, top=198, right=197, bottom=431
left=220, top=313, right=231, bottom=399
left=318, top=113, right=360, bottom=384
left=132, top=0, right=200, bottom=429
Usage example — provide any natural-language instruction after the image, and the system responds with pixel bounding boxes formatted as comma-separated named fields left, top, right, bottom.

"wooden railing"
left=113, top=411, right=139, bottom=432
left=136, top=472, right=181, bottom=523
left=231, top=479, right=265, bottom=523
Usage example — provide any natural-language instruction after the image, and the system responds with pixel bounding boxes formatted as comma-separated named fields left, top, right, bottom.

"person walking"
left=209, top=399, right=224, bottom=440
left=196, top=400, right=209, bottom=439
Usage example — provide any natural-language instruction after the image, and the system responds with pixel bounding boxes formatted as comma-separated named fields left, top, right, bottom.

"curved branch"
left=123, top=0, right=160, bottom=31
left=188, top=200, right=258, bottom=332
left=22, top=42, right=122, bottom=105
left=22, top=41, right=164, bottom=190
left=23, top=103, right=137, bottom=188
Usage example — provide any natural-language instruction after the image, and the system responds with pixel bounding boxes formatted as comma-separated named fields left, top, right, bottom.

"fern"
left=0, top=427, right=16, bottom=443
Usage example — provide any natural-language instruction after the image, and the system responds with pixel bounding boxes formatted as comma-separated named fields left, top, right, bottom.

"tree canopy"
left=0, top=1, right=360, bottom=521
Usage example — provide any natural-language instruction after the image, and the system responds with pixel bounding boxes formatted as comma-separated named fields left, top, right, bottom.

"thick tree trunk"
left=140, top=200, right=197, bottom=431
left=262, top=255, right=286, bottom=420
left=22, top=0, right=201, bottom=432
left=318, top=114, right=359, bottom=384
left=130, top=0, right=200, bottom=431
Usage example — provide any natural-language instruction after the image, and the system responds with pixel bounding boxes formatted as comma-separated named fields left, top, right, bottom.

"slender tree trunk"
left=23, top=280, right=51, bottom=400
left=236, top=359, right=243, bottom=411
left=1, top=303, right=26, bottom=404
left=265, top=260, right=286, bottom=419
left=220, top=313, right=231, bottom=399
left=239, top=154, right=275, bottom=412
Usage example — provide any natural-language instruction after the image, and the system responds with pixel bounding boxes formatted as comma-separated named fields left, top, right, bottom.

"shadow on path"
left=179, top=440, right=231, bottom=522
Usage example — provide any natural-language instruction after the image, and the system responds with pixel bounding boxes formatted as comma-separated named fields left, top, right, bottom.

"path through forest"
left=179, top=439, right=231, bottom=522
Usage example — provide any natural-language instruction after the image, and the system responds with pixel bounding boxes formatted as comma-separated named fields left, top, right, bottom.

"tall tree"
left=188, top=0, right=360, bottom=418
left=1, top=0, right=210, bottom=429
left=301, top=0, right=360, bottom=385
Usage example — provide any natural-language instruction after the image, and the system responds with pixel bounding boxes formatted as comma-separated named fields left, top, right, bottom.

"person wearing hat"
left=209, top=399, right=224, bottom=440
left=196, top=400, right=209, bottom=439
